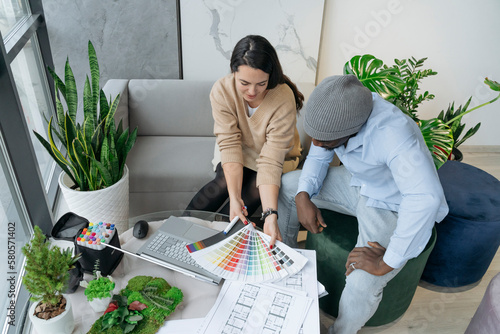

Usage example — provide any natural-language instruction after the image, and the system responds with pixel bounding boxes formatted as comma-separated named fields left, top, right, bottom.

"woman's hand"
left=258, top=184, right=281, bottom=249
left=263, top=214, right=282, bottom=249
left=229, top=198, right=248, bottom=224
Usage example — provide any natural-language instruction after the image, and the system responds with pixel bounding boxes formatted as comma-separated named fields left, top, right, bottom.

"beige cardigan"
left=211, top=73, right=302, bottom=187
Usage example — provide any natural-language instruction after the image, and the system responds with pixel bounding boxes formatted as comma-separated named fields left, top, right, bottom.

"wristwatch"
left=261, top=208, right=278, bottom=221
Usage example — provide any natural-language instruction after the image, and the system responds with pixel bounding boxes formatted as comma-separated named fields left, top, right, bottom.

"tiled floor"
left=316, top=148, right=500, bottom=334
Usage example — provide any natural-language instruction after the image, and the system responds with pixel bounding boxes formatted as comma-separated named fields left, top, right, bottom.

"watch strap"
left=261, top=208, right=278, bottom=221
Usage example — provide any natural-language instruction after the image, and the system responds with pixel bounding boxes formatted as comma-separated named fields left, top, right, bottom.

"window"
left=0, top=133, right=32, bottom=334
left=10, top=35, right=55, bottom=188
left=1, top=0, right=57, bottom=333
left=0, top=0, right=29, bottom=38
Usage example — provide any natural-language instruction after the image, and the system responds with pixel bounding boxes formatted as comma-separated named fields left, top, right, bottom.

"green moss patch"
left=87, top=276, right=182, bottom=334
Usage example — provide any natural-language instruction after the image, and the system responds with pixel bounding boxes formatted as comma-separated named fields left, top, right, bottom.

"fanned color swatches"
left=186, top=223, right=307, bottom=282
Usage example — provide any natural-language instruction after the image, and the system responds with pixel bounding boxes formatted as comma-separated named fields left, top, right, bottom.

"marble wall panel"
left=180, top=0, right=325, bottom=84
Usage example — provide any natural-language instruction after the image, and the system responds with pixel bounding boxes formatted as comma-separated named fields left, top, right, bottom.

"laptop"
left=135, top=216, right=223, bottom=285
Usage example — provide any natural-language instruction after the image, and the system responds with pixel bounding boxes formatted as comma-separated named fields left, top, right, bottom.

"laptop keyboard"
left=146, top=232, right=202, bottom=268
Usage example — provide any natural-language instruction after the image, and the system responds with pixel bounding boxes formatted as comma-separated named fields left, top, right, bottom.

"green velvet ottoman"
left=305, top=209, right=436, bottom=326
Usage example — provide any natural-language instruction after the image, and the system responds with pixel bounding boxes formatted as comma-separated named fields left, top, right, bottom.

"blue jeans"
left=278, top=166, right=403, bottom=334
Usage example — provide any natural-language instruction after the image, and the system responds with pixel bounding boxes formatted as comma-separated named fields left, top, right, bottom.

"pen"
left=223, top=216, right=240, bottom=235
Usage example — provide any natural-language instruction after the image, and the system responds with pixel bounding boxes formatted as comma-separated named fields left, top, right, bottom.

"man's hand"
left=345, top=241, right=394, bottom=276
left=295, top=192, right=327, bottom=234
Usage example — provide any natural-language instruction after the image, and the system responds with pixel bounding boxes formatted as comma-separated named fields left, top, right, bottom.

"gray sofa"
left=103, top=79, right=315, bottom=218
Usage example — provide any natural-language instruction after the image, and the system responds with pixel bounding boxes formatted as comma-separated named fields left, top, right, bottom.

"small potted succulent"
left=22, top=226, right=81, bottom=334
left=81, top=260, right=116, bottom=312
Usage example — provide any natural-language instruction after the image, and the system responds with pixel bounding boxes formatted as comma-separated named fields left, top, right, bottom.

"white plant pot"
left=59, top=165, right=129, bottom=234
left=29, top=295, right=74, bottom=334
left=88, top=295, right=113, bottom=312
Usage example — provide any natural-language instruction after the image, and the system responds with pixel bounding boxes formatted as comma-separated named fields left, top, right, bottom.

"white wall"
left=318, top=0, right=500, bottom=146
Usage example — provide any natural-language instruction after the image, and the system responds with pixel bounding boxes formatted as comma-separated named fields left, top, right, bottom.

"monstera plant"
left=344, top=54, right=500, bottom=169
left=33, top=41, right=137, bottom=191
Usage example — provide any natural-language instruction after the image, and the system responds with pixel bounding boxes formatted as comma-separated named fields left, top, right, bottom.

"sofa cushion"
left=128, top=79, right=215, bottom=136
left=127, top=136, right=216, bottom=193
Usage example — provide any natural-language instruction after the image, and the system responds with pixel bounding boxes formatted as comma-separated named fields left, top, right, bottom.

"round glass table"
left=129, top=209, right=231, bottom=227
left=67, top=210, right=230, bottom=333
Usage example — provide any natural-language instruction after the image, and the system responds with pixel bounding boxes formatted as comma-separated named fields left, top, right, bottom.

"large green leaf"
left=64, top=115, right=78, bottom=156
left=419, top=118, right=454, bottom=169
left=485, top=78, right=500, bottom=91
left=88, top=156, right=112, bottom=187
left=343, top=55, right=404, bottom=99
left=115, top=119, right=124, bottom=143
left=83, top=76, right=95, bottom=147
left=88, top=41, right=100, bottom=118
left=46, top=118, right=80, bottom=186
left=33, top=127, right=76, bottom=185
left=124, top=127, right=138, bottom=157
left=64, top=58, right=78, bottom=122
left=45, top=94, right=66, bottom=147
left=99, top=133, right=113, bottom=186
left=91, top=120, right=104, bottom=159
left=115, top=130, right=129, bottom=168
left=99, top=89, right=110, bottom=123
left=122, top=127, right=137, bottom=176
left=54, top=85, right=66, bottom=133
left=47, top=67, right=67, bottom=102
left=105, top=94, right=121, bottom=130
left=71, top=136, right=93, bottom=190
left=107, top=126, right=120, bottom=183
left=456, top=123, right=481, bottom=148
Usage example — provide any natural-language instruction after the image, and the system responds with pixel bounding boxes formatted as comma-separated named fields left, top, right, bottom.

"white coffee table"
left=65, top=210, right=230, bottom=333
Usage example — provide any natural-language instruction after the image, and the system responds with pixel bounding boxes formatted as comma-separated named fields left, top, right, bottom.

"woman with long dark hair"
left=186, top=35, right=304, bottom=247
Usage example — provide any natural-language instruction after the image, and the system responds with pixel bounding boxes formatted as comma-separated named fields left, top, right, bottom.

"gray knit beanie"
left=304, top=75, right=373, bottom=141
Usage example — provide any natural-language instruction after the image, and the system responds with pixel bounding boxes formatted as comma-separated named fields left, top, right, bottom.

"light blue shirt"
left=298, top=93, right=449, bottom=268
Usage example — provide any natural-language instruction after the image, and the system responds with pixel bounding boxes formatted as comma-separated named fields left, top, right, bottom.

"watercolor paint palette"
left=186, top=223, right=307, bottom=282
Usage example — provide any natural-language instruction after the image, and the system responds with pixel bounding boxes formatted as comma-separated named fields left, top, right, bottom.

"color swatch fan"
left=186, top=223, right=307, bottom=282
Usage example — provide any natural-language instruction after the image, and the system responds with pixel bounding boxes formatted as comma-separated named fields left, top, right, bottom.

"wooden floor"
left=316, top=148, right=500, bottom=334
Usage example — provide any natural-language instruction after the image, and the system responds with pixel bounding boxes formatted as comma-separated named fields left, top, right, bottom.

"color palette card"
left=186, top=223, right=308, bottom=283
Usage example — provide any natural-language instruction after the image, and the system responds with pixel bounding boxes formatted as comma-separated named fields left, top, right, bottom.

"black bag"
left=52, top=212, right=123, bottom=276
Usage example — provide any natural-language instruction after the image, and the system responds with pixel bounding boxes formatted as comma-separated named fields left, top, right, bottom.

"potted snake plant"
left=34, top=41, right=137, bottom=233
left=344, top=54, right=500, bottom=169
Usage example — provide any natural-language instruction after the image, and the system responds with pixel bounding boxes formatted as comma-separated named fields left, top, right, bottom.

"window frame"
left=0, top=15, right=54, bottom=233
left=0, top=0, right=59, bottom=332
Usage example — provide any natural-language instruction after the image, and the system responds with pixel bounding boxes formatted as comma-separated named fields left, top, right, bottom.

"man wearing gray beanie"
left=277, top=75, right=448, bottom=333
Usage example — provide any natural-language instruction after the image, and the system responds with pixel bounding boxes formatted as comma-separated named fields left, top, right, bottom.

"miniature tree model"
left=22, top=226, right=81, bottom=320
